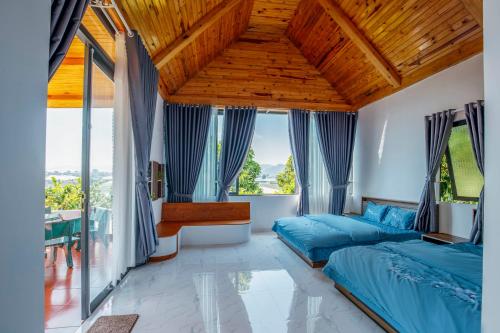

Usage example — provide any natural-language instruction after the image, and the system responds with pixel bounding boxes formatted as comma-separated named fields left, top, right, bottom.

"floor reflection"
left=78, top=233, right=383, bottom=333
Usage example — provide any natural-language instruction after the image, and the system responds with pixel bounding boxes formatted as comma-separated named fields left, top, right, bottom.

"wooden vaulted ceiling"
left=287, top=0, right=483, bottom=108
left=51, top=0, right=483, bottom=111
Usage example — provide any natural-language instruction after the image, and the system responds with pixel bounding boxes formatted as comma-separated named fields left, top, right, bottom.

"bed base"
left=276, top=234, right=327, bottom=268
left=335, top=283, right=398, bottom=333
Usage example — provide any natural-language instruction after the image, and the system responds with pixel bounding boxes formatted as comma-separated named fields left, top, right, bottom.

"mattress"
left=323, top=240, right=483, bottom=333
left=272, top=214, right=420, bottom=263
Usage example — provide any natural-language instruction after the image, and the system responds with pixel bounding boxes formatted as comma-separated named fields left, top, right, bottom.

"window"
left=225, top=112, right=296, bottom=195
left=440, top=120, right=483, bottom=203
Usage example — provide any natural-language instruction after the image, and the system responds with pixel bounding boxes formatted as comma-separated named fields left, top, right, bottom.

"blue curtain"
left=289, top=109, right=310, bottom=216
left=194, top=108, right=219, bottom=202
left=164, top=103, right=212, bottom=203
left=49, top=0, right=89, bottom=80
left=314, top=112, right=357, bottom=215
left=414, top=110, right=455, bottom=232
left=465, top=101, right=485, bottom=244
left=217, top=106, right=257, bottom=202
left=126, top=33, right=159, bottom=265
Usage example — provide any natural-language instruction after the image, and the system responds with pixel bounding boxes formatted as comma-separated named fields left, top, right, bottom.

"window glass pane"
left=238, top=112, right=295, bottom=195
left=440, top=123, right=483, bottom=203
left=447, top=124, right=483, bottom=199
left=45, top=35, right=85, bottom=328
left=88, top=61, right=115, bottom=303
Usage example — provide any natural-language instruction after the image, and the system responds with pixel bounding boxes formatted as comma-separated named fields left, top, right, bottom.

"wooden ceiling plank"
left=353, top=34, right=482, bottom=108
left=402, top=28, right=482, bottom=76
left=153, top=0, right=243, bottom=69
left=392, top=10, right=478, bottom=70
left=358, top=0, right=416, bottom=37
left=317, top=0, right=402, bottom=87
left=395, top=15, right=479, bottom=72
left=172, top=30, right=352, bottom=110
left=459, top=0, right=483, bottom=27
left=383, top=1, right=464, bottom=62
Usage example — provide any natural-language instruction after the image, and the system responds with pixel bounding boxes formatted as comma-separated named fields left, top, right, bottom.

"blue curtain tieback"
left=331, top=184, right=349, bottom=190
left=173, top=192, right=193, bottom=199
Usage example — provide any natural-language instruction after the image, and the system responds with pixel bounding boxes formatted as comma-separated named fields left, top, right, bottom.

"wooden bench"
left=150, top=202, right=251, bottom=262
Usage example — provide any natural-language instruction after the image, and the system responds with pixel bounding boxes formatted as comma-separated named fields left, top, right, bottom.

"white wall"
left=354, top=54, right=484, bottom=238
left=151, top=94, right=164, bottom=224
left=0, top=1, right=50, bottom=332
left=482, top=1, right=500, bottom=331
left=229, top=195, right=299, bottom=232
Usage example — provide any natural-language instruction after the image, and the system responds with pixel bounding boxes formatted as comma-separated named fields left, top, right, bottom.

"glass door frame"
left=79, top=27, right=115, bottom=320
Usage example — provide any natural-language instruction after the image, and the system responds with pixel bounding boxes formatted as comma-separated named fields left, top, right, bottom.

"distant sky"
left=217, top=112, right=291, bottom=165
left=252, top=113, right=291, bottom=165
left=46, top=108, right=113, bottom=172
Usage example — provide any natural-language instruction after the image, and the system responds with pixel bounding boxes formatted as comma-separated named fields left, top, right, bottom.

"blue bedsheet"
left=323, top=240, right=483, bottom=333
left=272, top=214, right=420, bottom=262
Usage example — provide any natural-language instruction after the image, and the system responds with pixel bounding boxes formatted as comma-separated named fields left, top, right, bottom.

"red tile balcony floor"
left=45, top=241, right=112, bottom=331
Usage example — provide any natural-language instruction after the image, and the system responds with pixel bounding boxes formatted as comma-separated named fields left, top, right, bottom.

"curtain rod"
left=90, top=0, right=134, bottom=37
left=425, top=100, right=484, bottom=119
left=425, top=109, right=464, bottom=119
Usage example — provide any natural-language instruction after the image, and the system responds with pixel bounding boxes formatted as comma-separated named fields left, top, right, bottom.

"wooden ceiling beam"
left=168, top=94, right=354, bottom=111
left=459, top=0, right=483, bottom=27
left=317, top=0, right=402, bottom=87
left=153, top=0, right=244, bottom=69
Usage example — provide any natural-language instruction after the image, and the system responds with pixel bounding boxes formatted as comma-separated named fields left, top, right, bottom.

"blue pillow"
left=383, top=207, right=416, bottom=230
left=363, top=202, right=389, bottom=223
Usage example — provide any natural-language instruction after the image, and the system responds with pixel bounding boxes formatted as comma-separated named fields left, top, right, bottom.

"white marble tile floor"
left=74, top=233, right=383, bottom=333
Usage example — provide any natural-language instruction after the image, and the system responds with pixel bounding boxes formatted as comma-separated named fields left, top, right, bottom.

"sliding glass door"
left=88, top=58, right=115, bottom=310
left=81, top=41, right=115, bottom=318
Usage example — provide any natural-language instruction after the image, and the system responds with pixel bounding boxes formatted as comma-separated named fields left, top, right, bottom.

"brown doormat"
left=86, top=314, right=139, bottom=333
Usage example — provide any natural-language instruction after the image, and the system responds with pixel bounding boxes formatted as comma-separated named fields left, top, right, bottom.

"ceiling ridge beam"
left=459, top=0, right=483, bottom=27
left=153, top=0, right=244, bottom=69
left=317, top=0, right=401, bottom=87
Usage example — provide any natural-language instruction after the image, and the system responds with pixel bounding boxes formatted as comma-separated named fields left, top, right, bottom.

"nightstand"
left=421, top=233, right=468, bottom=245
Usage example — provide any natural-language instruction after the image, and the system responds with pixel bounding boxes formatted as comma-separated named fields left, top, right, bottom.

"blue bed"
left=272, top=212, right=421, bottom=266
left=323, top=240, right=482, bottom=333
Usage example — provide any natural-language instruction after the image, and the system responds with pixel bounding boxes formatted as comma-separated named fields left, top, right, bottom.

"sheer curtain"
left=111, top=32, right=136, bottom=284
left=309, top=113, right=329, bottom=214
left=194, top=108, right=218, bottom=202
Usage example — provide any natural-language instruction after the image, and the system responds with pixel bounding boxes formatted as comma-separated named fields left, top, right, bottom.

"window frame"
left=442, top=119, right=480, bottom=203
left=77, top=18, right=116, bottom=320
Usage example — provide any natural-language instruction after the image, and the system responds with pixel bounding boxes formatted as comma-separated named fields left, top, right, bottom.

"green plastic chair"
left=71, top=207, right=111, bottom=250
left=92, top=207, right=111, bottom=247
left=45, top=217, right=80, bottom=268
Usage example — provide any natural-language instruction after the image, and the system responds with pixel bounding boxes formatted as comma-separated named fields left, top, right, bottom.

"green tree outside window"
left=276, top=155, right=296, bottom=194
left=45, top=176, right=112, bottom=211
left=238, top=148, right=263, bottom=195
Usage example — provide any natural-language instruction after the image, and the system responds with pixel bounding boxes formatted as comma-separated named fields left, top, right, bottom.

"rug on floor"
left=87, top=314, right=139, bottom=333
